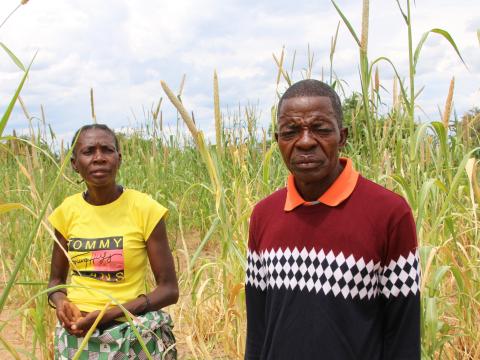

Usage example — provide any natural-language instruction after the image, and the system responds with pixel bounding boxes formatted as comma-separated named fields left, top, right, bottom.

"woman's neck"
left=83, top=183, right=123, bottom=206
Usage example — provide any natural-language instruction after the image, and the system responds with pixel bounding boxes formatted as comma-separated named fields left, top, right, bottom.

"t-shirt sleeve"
left=245, top=208, right=267, bottom=360
left=48, top=202, right=69, bottom=239
left=379, top=202, right=421, bottom=359
left=139, top=194, right=168, bottom=241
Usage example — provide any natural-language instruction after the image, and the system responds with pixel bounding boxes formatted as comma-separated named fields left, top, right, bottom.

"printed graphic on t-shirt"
left=68, top=236, right=124, bottom=282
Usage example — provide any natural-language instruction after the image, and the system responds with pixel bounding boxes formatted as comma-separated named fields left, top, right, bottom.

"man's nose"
left=295, top=128, right=316, bottom=149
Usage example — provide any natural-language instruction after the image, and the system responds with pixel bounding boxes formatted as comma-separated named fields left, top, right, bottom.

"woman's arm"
left=72, top=218, right=179, bottom=335
left=48, top=229, right=83, bottom=335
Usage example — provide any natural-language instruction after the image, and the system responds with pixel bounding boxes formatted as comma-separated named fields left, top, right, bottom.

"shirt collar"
left=284, top=157, right=359, bottom=211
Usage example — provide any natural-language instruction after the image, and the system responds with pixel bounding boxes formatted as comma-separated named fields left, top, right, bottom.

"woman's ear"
left=71, top=157, right=78, bottom=172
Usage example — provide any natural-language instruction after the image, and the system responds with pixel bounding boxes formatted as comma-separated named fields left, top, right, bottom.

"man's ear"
left=339, top=127, right=348, bottom=148
left=274, top=132, right=279, bottom=143
left=118, top=152, right=122, bottom=168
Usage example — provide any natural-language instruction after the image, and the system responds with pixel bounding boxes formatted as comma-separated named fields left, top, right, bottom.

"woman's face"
left=71, top=128, right=122, bottom=189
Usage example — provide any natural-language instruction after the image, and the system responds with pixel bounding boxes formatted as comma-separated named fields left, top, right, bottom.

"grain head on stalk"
left=360, top=0, right=369, bottom=55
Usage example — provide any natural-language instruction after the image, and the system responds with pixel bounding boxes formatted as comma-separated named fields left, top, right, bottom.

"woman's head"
left=70, top=124, right=122, bottom=188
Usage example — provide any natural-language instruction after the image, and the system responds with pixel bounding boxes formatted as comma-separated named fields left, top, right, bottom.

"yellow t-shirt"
left=48, top=189, right=167, bottom=313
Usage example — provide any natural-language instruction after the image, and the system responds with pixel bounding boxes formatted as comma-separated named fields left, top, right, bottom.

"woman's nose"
left=92, top=149, right=106, bottom=162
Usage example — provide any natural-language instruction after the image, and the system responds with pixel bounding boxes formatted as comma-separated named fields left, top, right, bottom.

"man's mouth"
left=293, top=158, right=324, bottom=169
left=295, top=161, right=321, bottom=169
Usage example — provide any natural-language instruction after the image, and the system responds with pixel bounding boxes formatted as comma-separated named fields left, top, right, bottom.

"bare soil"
left=0, top=306, right=39, bottom=359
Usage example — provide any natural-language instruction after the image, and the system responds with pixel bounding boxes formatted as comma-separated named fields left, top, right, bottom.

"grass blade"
left=414, top=28, right=466, bottom=70
left=331, top=0, right=361, bottom=47
left=0, top=42, right=25, bottom=71
left=0, top=54, right=35, bottom=138
left=0, top=203, right=23, bottom=214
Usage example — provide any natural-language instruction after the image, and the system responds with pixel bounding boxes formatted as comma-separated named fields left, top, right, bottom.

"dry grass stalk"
left=442, top=77, right=455, bottom=128
left=466, top=158, right=480, bottom=206
left=90, top=88, right=97, bottom=124
left=18, top=96, right=31, bottom=121
left=160, top=80, right=199, bottom=147
left=393, top=77, right=399, bottom=112
left=213, top=71, right=223, bottom=155
left=20, top=0, right=29, bottom=4
left=272, top=50, right=291, bottom=86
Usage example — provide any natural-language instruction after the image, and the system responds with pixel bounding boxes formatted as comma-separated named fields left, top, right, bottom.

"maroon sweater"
left=245, top=175, right=420, bottom=360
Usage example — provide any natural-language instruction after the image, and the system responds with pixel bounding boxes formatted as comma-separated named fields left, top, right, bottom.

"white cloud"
left=0, top=0, right=478, bottom=140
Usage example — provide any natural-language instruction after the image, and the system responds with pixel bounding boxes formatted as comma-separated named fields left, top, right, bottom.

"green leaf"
left=410, top=122, right=429, bottom=160
left=416, top=178, right=436, bottom=232
left=430, top=265, right=450, bottom=297
left=425, top=296, right=438, bottom=348
left=391, top=174, right=416, bottom=209
left=0, top=53, right=36, bottom=137
left=330, top=0, right=361, bottom=47
left=419, top=245, right=434, bottom=273
left=395, top=0, right=408, bottom=23
left=414, top=28, right=466, bottom=71
left=369, top=56, right=410, bottom=110
left=0, top=42, right=25, bottom=71
left=189, top=217, right=220, bottom=271
left=449, top=267, right=465, bottom=294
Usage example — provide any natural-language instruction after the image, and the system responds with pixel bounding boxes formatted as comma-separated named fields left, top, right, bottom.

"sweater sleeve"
left=380, top=205, right=421, bottom=360
left=245, top=209, right=267, bottom=360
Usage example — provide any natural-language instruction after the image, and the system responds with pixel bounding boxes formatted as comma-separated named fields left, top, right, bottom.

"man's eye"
left=280, top=130, right=298, bottom=138
left=312, top=126, right=333, bottom=134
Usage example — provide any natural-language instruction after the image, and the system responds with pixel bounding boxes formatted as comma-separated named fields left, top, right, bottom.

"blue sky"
left=0, top=0, right=479, bottom=143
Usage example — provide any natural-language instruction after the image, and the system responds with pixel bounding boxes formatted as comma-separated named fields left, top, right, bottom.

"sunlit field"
left=1, top=1, right=479, bottom=359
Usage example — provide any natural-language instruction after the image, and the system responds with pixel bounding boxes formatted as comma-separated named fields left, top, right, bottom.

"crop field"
left=1, top=1, right=479, bottom=359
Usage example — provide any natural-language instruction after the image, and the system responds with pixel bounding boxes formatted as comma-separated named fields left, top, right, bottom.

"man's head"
left=277, top=79, right=343, bottom=127
left=275, top=80, right=347, bottom=198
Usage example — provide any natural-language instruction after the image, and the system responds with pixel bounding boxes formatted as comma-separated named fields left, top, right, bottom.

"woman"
left=47, top=124, right=178, bottom=359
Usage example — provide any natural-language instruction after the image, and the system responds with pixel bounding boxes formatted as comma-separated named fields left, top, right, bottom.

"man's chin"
left=291, top=171, right=328, bottom=185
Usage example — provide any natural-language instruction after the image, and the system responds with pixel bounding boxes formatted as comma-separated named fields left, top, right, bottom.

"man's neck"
left=295, top=162, right=344, bottom=201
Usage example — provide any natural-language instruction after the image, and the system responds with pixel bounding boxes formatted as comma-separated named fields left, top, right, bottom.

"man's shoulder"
left=253, top=187, right=287, bottom=214
left=355, top=175, right=411, bottom=211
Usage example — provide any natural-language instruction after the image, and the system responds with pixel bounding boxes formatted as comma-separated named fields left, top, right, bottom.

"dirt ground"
left=0, top=307, right=40, bottom=359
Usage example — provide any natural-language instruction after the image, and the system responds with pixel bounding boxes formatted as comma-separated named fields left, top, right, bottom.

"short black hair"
left=71, top=124, right=120, bottom=156
left=278, top=79, right=343, bottom=127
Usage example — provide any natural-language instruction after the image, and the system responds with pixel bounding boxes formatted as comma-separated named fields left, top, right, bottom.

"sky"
left=0, top=0, right=479, bottom=143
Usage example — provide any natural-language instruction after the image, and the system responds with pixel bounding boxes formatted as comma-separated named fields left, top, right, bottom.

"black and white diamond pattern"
left=380, top=251, right=420, bottom=298
left=246, top=247, right=420, bottom=300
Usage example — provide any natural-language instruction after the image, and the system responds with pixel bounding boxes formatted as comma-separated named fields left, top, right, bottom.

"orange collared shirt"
left=284, top=157, right=359, bottom=211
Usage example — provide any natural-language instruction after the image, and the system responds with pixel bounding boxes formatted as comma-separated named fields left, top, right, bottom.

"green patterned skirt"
left=54, top=310, right=176, bottom=360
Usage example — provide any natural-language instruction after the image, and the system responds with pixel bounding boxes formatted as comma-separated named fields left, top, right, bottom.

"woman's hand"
left=71, top=310, right=101, bottom=337
left=55, top=297, right=83, bottom=336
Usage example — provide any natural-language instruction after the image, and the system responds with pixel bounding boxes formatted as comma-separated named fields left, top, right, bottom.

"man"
left=245, top=79, right=420, bottom=359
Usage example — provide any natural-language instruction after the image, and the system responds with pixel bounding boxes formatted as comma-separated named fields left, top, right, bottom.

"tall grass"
left=1, top=1, right=479, bottom=359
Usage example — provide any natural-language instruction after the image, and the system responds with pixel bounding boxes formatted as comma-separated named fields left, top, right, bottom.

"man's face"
left=275, top=96, right=347, bottom=187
